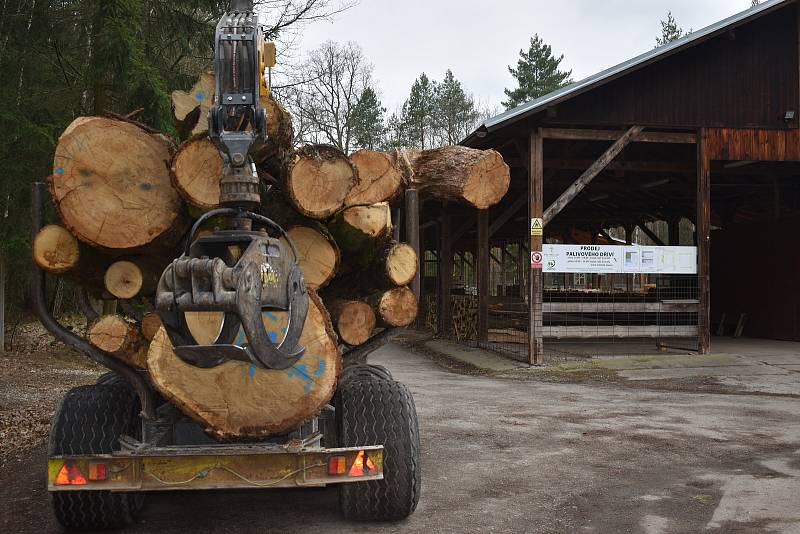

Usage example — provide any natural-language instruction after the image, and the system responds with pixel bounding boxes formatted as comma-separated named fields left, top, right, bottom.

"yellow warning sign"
left=530, top=218, right=544, bottom=237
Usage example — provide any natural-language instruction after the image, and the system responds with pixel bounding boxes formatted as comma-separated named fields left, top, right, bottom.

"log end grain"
left=462, top=149, right=511, bottom=210
left=140, top=312, right=164, bottom=341
left=375, top=287, right=418, bottom=327
left=384, top=242, right=418, bottom=287
left=51, top=117, right=182, bottom=250
left=171, top=136, right=223, bottom=209
left=285, top=226, right=340, bottom=290
left=286, top=145, right=356, bottom=219
left=88, top=315, right=147, bottom=368
left=147, top=292, right=341, bottom=439
left=329, top=299, right=376, bottom=346
left=104, top=261, right=144, bottom=299
left=346, top=150, right=406, bottom=206
left=32, top=225, right=80, bottom=274
left=342, top=203, right=392, bottom=239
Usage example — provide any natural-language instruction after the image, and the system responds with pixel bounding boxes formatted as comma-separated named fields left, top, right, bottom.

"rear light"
left=54, top=463, right=87, bottom=485
left=328, top=456, right=347, bottom=475
left=88, top=463, right=107, bottom=481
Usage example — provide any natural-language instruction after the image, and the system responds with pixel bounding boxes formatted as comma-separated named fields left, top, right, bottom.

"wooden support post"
left=477, top=209, right=489, bottom=344
left=543, top=125, right=643, bottom=225
left=405, top=189, right=421, bottom=299
left=697, top=130, right=712, bottom=354
left=439, top=209, right=453, bottom=337
left=529, top=129, right=544, bottom=365
left=668, top=217, right=681, bottom=246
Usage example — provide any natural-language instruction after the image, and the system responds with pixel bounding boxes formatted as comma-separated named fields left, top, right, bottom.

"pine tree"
left=350, top=87, right=386, bottom=150
left=402, top=73, right=437, bottom=149
left=432, top=70, right=479, bottom=146
left=656, top=11, right=690, bottom=47
left=503, top=34, right=572, bottom=109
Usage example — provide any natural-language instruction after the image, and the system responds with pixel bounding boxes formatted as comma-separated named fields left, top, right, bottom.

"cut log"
left=171, top=71, right=214, bottom=138
left=104, top=261, right=142, bottom=299
left=284, top=226, right=340, bottom=290
left=252, top=96, right=295, bottom=164
left=377, top=242, right=418, bottom=288
left=284, top=145, right=356, bottom=219
left=32, top=225, right=81, bottom=274
left=147, top=291, right=341, bottom=440
left=140, top=312, right=163, bottom=341
left=326, top=299, right=376, bottom=346
left=367, top=286, right=418, bottom=328
left=407, top=146, right=510, bottom=209
left=170, top=136, right=223, bottom=209
left=51, top=117, right=185, bottom=252
left=87, top=315, right=147, bottom=369
left=345, top=149, right=408, bottom=206
left=328, top=203, right=392, bottom=267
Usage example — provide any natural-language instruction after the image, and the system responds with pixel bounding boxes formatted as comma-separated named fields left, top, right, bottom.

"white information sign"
left=542, top=245, right=697, bottom=274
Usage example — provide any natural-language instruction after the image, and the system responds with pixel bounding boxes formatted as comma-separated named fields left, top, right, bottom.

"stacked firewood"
left=33, top=73, right=510, bottom=439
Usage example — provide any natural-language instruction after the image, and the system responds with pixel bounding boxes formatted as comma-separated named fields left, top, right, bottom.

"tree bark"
left=284, top=145, right=356, bottom=219
left=327, top=202, right=392, bottom=267
left=147, top=291, right=341, bottom=440
left=406, top=146, right=510, bottom=209
left=51, top=117, right=186, bottom=253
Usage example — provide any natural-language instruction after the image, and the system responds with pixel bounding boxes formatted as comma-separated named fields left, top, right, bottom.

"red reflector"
left=55, top=463, right=87, bottom=485
left=348, top=450, right=377, bottom=477
left=89, top=463, right=107, bottom=481
left=328, top=456, right=347, bottom=475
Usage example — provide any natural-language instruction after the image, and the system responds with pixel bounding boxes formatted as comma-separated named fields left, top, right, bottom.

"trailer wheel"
left=49, top=384, right=144, bottom=530
left=340, top=363, right=393, bottom=383
left=337, top=378, right=421, bottom=521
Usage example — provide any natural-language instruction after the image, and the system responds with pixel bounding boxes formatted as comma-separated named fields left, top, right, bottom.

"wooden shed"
left=421, top=0, right=800, bottom=363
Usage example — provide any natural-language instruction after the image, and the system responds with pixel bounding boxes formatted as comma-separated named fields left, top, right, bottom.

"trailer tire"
left=49, top=384, right=144, bottom=530
left=340, top=364, right=393, bottom=383
left=96, top=371, right=129, bottom=388
left=337, top=378, right=421, bottom=521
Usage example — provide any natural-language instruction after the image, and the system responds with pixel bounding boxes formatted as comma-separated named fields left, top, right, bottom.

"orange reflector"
left=328, top=456, right=347, bottom=475
left=55, top=463, right=87, bottom=485
left=348, top=450, right=377, bottom=477
left=88, top=463, right=107, bottom=481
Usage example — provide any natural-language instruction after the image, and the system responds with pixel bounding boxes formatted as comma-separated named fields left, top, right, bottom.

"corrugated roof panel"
left=468, top=0, right=792, bottom=140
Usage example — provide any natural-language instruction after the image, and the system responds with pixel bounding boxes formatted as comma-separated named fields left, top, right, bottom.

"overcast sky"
left=294, top=0, right=759, bottom=115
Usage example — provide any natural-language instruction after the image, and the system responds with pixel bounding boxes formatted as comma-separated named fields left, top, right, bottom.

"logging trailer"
left=32, top=1, right=421, bottom=529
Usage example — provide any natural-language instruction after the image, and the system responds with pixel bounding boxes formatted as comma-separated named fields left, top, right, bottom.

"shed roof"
left=464, top=0, right=794, bottom=145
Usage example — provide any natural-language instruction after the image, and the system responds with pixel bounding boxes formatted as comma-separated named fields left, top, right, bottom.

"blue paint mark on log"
left=288, top=364, right=313, bottom=394
left=54, top=167, right=64, bottom=175
left=235, top=330, right=246, bottom=346
left=195, top=92, right=205, bottom=101
left=264, top=311, right=279, bottom=322
left=313, top=358, right=326, bottom=377
left=268, top=331, right=277, bottom=343
left=248, top=366, right=255, bottom=378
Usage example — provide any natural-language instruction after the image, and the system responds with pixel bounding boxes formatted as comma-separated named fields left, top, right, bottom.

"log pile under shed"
left=36, top=73, right=511, bottom=439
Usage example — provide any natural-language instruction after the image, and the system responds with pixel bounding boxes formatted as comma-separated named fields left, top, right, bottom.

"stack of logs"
left=34, top=72, right=510, bottom=440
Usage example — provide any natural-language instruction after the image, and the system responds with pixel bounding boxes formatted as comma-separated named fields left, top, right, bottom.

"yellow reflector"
left=88, top=463, right=107, bottom=481
left=328, top=456, right=347, bottom=475
left=348, top=450, right=377, bottom=477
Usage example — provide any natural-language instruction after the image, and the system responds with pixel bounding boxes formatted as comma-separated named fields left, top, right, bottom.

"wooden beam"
left=405, top=189, right=421, bottom=299
left=541, top=127, right=696, bottom=144
left=529, top=128, right=544, bottom=365
left=477, top=210, right=489, bottom=344
left=545, top=159, right=694, bottom=174
left=543, top=126, right=644, bottom=225
left=439, top=211, right=453, bottom=337
left=489, top=195, right=527, bottom=238
left=636, top=222, right=666, bottom=246
left=697, top=130, right=712, bottom=354
left=668, top=217, right=681, bottom=246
